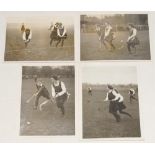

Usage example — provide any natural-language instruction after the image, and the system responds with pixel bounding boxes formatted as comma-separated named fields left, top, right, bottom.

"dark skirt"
left=39, top=88, right=50, bottom=100
left=56, top=93, right=68, bottom=108
left=118, top=102, right=126, bottom=110
left=109, top=101, right=119, bottom=113
left=50, top=30, right=58, bottom=39
left=128, top=37, right=140, bottom=45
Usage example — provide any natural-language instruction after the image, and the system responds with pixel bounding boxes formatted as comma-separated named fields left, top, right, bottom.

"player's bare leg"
left=50, top=38, right=53, bottom=46
left=119, top=110, right=132, bottom=118
left=103, top=40, right=108, bottom=50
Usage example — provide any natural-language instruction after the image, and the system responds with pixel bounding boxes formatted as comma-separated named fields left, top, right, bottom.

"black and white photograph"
left=4, top=13, right=74, bottom=61
left=82, top=66, right=141, bottom=138
left=81, top=14, right=151, bottom=60
left=20, top=66, right=75, bottom=136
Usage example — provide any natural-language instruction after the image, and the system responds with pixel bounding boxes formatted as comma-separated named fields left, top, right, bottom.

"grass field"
left=81, top=31, right=151, bottom=60
left=20, top=78, right=75, bottom=136
left=83, top=85, right=141, bottom=138
left=5, top=24, right=74, bottom=61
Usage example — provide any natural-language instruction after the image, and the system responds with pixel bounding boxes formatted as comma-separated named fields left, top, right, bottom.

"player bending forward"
left=51, top=75, right=70, bottom=116
left=22, top=28, right=32, bottom=47
left=34, top=80, right=53, bottom=111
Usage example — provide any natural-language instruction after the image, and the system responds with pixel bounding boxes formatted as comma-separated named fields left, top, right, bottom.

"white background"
left=0, top=0, right=155, bottom=154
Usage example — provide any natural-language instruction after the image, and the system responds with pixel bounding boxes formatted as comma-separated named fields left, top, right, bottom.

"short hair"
left=107, top=84, right=113, bottom=90
left=105, top=21, right=111, bottom=25
left=52, top=75, right=59, bottom=81
left=128, top=23, right=135, bottom=28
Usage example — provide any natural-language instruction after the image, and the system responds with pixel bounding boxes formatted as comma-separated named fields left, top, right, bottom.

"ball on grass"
left=26, top=121, right=31, bottom=125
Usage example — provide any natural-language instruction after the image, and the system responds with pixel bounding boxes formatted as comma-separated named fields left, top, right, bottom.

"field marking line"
left=6, top=45, right=74, bottom=53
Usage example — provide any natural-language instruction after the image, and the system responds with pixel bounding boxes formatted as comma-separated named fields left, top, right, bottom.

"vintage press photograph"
left=20, top=66, right=75, bottom=136
left=82, top=66, right=141, bottom=138
left=81, top=14, right=151, bottom=60
left=5, top=13, right=74, bottom=61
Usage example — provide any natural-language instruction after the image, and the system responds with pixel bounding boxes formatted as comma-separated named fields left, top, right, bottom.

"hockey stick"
left=66, top=92, right=71, bottom=102
left=26, top=93, right=36, bottom=104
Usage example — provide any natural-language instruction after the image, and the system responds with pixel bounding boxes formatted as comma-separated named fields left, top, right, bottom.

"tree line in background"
left=81, top=14, right=149, bottom=32
left=22, top=66, right=74, bottom=79
left=83, top=83, right=138, bottom=91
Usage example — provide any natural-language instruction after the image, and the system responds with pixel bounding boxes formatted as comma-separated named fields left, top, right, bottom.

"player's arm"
left=22, top=32, right=26, bottom=41
left=51, top=85, right=56, bottom=98
left=35, top=85, right=44, bottom=96
left=130, top=29, right=137, bottom=39
left=55, top=82, right=66, bottom=97
left=62, top=27, right=67, bottom=36
left=117, top=94, right=123, bottom=102
left=111, top=90, right=119, bottom=101
left=104, top=92, right=109, bottom=102
left=57, top=28, right=60, bottom=37
left=119, top=95, right=124, bottom=102
left=104, top=27, right=112, bottom=38
left=50, top=85, right=56, bottom=103
left=28, top=31, right=32, bottom=40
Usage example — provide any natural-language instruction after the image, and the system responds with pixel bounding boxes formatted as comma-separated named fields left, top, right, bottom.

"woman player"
left=104, top=85, right=132, bottom=122
left=88, top=87, right=92, bottom=96
left=51, top=75, right=69, bottom=115
left=104, top=85, right=120, bottom=122
left=129, top=88, right=137, bottom=104
left=111, top=89, right=132, bottom=118
left=34, top=77, right=52, bottom=111
left=127, top=23, right=140, bottom=53
left=22, top=28, right=32, bottom=47
left=104, top=22, right=116, bottom=51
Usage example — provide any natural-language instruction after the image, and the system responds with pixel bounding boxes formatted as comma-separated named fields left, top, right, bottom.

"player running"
left=95, top=24, right=105, bottom=48
left=129, top=88, right=137, bottom=104
left=104, top=85, right=132, bottom=122
left=22, top=28, right=32, bottom=47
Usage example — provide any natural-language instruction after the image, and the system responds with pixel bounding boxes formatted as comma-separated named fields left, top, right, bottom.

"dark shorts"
left=56, top=93, right=68, bottom=108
